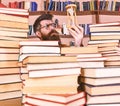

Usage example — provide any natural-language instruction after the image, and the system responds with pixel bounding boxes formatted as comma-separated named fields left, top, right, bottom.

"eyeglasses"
left=40, top=23, right=56, bottom=29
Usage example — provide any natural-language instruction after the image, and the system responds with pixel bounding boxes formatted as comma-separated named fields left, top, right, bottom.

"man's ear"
left=36, top=31, right=41, bottom=38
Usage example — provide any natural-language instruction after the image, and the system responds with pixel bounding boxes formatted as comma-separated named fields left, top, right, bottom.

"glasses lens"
left=47, top=23, right=56, bottom=28
left=40, top=23, right=56, bottom=29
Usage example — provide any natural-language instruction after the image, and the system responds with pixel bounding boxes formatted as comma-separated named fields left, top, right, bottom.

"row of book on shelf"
left=43, top=0, right=120, bottom=11
left=8, top=1, right=38, bottom=12
left=0, top=6, right=120, bottom=106
left=5, top=0, right=120, bottom=12
left=35, top=0, right=120, bottom=12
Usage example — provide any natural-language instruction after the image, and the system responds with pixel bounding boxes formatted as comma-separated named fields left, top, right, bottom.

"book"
left=23, top=95, right=86, bottom=106
left=90, top=35, right=120, bottom=40
left=0, top=13, right=28, bottom=23
left=77, top=57, right=106, bottom=62
left=88, top=39, right=119, bottom=47
left=78, top=61, right=104, bottom=68
left=0, top=40, right=19, bottom=48
left=91, top=32, right=120, bottom=36
left=0, top=90, right=22, bottom=100
left=0, top=3, right=7, bottom=7
left=61, top=46, right=98, bottom=54
left=0, top=36, right=28, bottom=41
left=19, top=40, right=60, bottom=46
left=0, top=67, right=20, bottom=75
left=105, top=61, right=120, bottom=67
left=0, top=20, right=28, bottom=29
left=22, top=85, right=80, bottom=94
left=88, top=39, right=120, bottom=44
left=0, top=30, right=28, bottom=38
left=19, top=53, right=61, bottom=62
left=26, top=62, right=79, bottom=70
left=79, top=77, right=120, bottom=86
left=0, top=97, right=22, bottom=106
left=22, top=56, right=77, bottom=65
left=81, top=67, right=120, bottom=78
left=0, top=82, right=22, bottom=93
left=0, top=48, right=19, bottom=53
left=0, top=27, right=29, bottom=32
left=0, top=53, right=19, bottom=61
left=90, top=26, right=120, bottom=32
left=87, top=94, right=120, bottom=105
left=103, top=55, right=120, bottom=61
left=28, top=67, right=81, bottom=78
left=77, top=53, right=102, bottom=58
left=23, top=74, right=79, bottom=86
left=82, top=84, right=120, bottom=96
left=98, top=46, right=117, bottom=52
left=0, top=7, right=29, bottom=17
left=102, top=52, right=120, bottom=57
left=0, top=61, right=19, bottom=68
left=89, top=22, right=120, bottom=27
left=0, top=74, right=21, bottom=84
left=25, top=91, right=85, bottom=103
left=88, top=42, right=119, bottom=48
left=20, top=46, right=60, bottom=54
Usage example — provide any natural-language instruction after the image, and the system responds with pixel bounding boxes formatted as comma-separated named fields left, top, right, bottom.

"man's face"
left=38, top=20, right=59, bottom=40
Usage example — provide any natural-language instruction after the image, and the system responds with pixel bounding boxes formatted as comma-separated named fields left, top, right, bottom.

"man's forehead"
left=40, top=20, right=53, bottom=25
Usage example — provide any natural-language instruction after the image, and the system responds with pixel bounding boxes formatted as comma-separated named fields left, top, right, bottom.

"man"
left=33, top=13, right=88, bottom=46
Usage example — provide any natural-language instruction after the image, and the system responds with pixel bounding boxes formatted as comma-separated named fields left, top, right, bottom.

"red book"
left=23, top=92, right=86, bottom=106
left=0, top=7, right=29, bottom=17
left=0, top=3, right=7, bottom=8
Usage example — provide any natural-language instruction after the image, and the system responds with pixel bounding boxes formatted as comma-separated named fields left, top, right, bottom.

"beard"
left=41, top=30, right=60, bottom=41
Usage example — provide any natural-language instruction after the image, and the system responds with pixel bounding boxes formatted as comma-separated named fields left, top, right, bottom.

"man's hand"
left=68, top=25, right=84, bottom=46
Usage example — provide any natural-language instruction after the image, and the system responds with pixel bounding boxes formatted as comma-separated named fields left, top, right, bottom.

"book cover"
left=23, top=56, right=77, bottom=65
left=26, top=91, right=86, bottom=103
left=28, top=67, right=81, bottom=78
left=81, top=67, right=120, bottom=78
left=0, top=97, right=22, bottom=106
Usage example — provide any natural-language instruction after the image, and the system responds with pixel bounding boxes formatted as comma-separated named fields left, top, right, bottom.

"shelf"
left=29, top=10, right=97, bottom=16
left=29, top=10, right=120, bottom=16
left=98, top=10, right=120, bottom=15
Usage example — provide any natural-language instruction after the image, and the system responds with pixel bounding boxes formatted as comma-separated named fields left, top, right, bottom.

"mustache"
left=43, top=30, right=60, bottom=41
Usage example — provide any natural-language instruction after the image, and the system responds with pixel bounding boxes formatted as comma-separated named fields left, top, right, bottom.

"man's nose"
left=49, top=25, right=55, bottom=30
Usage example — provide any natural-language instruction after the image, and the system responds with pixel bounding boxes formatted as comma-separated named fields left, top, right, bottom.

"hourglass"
left=65, top=4, right=77, bottom=28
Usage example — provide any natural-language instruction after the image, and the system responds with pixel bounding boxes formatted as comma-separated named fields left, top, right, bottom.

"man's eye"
left=46, top=24, right=50, bottom=28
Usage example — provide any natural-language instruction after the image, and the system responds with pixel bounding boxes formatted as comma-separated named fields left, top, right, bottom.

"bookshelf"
left=1, top=0, right=120, bottom=24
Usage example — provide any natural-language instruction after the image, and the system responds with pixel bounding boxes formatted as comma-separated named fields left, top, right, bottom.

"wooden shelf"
left=29, top=10, right=97, bottom=16
left=98, top=10, right=120, bottom=15
left=29, top=10, right=120, bottom=16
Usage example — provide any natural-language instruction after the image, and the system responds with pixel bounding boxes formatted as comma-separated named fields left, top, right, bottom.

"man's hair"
left=33, top=13, right=53, bottom=33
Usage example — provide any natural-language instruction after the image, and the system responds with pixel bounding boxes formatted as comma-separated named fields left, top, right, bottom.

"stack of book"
left=19, top=40, right=61, bottom=81
left=19, top=40, right=61, bottom=62
left=61, top=46, right=105, bottom=68
left=88, top=38, right=120, bottom=67
left=0, top=7, right=29, bottom=41
left=21, top=55, right=86, bottom=106
left=0, top=40, right=22, bottom=106
left=79, top=67, right=120, bottom=105
left=89, top=21, right=120, bottom=41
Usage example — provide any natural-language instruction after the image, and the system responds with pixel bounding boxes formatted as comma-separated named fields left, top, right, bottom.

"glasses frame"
left=40, top=23, right=56, bottom=29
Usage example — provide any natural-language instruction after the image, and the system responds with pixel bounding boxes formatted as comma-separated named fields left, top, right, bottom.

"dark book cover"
left=31, top=2, right=37, bottom=11
left=115, top=2, right=120, bottom=11
left=56, top=1, right=61, bottom=11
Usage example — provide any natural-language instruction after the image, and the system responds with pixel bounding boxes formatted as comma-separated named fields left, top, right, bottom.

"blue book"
left=31, top=2, right=37, bottom=11
left=48, top=0, right=53, bottom=10
left=56, top=0, right=61, bottom=11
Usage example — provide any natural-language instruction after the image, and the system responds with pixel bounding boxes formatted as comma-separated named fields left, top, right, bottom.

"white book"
left=28, top=67, right=81, bottom=78
left=20, top=46, right=60, bottom=54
